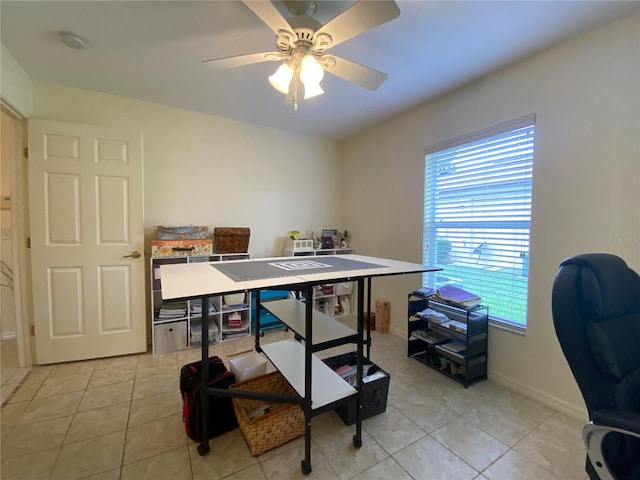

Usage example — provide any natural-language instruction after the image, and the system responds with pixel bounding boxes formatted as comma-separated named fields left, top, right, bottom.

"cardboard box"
left=151, top=239, right=213, bottom=257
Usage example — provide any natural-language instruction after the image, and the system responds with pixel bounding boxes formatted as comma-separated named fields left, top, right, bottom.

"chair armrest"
left=583, top=409, right=640, bottom=480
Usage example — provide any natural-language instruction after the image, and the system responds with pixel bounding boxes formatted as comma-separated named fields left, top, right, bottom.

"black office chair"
left=552, top=253, right=640, bottom=480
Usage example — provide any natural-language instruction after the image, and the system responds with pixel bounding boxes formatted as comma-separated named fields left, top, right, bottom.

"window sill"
left=489, top=319, right=526, bottom=335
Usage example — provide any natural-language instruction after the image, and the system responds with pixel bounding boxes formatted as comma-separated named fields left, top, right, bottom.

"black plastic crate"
left=322, top=352, right=390, bottom=426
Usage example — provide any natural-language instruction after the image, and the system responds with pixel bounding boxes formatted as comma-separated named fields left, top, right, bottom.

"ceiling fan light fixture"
left=299, top=54, right=324, bottom=99
left=302, top=81, right=324, bottom=99
left=269, top=62, right=294, bottom=94
left=300, top=55, right=324, bottom=83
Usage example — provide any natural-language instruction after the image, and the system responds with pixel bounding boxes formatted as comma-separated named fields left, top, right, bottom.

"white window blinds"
left=423, top=115, right=535, bottom=328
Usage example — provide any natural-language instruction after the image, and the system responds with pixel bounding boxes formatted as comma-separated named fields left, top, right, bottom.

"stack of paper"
left=190, top=301, right=216, bottom=315
left=435, top=285, right=481, bottom=309
left=419, top=308, right=450, bottom=325
left=158, top=301, right=187, bottom=319
left=413, top=287, right=436, bottom=298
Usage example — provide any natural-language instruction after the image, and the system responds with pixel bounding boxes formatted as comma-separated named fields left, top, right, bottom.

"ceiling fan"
left=202, top=1, right=400, bottom=109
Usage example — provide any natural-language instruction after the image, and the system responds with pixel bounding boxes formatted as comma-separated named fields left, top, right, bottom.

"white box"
left=285, top=237, right=315, bottom=253
left=229, top=352, right=267, bottom=382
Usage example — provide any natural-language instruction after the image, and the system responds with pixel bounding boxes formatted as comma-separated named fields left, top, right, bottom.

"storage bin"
left=230, top=372, right=305, bottom=455
left=223, top=292, right=246, bottom=306
left=151, top=239, right=213, bottom=257
left=322, top=352, right=390, bottom=426
left=157, top=225, right=209, bottom=240
left=336, top=282, right=353, bottom=295
left=214, top=227, right=250, bottom=254
left=154, top=321, right=187, bottom=354
left=229, top=352, right=267, bottom=382
left=189, top=321, right=218, bottom=348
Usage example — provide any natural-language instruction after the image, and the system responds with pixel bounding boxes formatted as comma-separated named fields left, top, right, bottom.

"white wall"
left=31, top=83, right=345, bottom=259
left=1, top=110, right=17, bottom=339
left=343, top=13, right=640, bottom=420
left=0, top=44, right=33, bottom=117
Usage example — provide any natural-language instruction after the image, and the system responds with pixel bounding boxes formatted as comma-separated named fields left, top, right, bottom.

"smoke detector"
left=60, top=32, right=85, bottom=49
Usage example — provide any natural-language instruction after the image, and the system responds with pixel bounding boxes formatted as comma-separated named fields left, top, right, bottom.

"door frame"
left=1, top=102, right=32, bottom=368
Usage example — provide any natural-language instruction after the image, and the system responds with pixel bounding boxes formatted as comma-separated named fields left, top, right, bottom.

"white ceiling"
left=2, top=1, right=639, bottom=141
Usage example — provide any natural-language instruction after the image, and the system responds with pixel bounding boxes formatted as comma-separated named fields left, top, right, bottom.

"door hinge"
left=30, top=325, right=35, bottom=336
left=26, top=237, right=31, bottom=248
left=23, top=147, right=28, bottom=158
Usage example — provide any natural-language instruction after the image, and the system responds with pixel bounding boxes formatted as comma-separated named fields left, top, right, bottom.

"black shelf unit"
left=407, top=292, right=488, bottom=387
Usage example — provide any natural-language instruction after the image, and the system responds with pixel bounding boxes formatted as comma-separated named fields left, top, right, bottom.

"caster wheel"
left=197, top=443, right=210, bottom=456
left=301, top=460, right=312, bottom=475
left=353, top=436, right=362, bottom=448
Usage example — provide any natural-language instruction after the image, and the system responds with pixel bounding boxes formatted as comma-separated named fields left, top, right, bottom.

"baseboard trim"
left=1, top=331, right=17, bottom=341
left=489, top=368, right=588, bottom=422
left=390, top=326, right=588, bottom=422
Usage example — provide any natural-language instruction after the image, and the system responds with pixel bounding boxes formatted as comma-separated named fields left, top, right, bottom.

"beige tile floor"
left=0, top=325, right=589, bottom=480
left=1, top=340, right=30, bottom=405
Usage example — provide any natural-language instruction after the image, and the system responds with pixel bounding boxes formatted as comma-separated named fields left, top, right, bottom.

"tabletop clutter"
left=151, top=225, right=250, bottom=257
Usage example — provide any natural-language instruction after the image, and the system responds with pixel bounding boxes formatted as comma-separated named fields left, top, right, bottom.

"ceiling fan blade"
left=324, top=56, right=388, bottom=91
left=315, top=1, right=400, bottom=48
left=242, top=1, right=294, bottom=39
left=201, top=52, right=282, bottom=69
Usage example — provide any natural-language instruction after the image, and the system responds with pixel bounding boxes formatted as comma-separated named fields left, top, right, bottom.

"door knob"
left=123, top=251, right=141, bottom=259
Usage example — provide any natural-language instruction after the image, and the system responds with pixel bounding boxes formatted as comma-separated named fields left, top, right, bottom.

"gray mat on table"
left=212, top=256, right=385, bottom=282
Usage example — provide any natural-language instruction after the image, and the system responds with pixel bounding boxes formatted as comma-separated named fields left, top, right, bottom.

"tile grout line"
left=1, top=370, right=31, bottom=407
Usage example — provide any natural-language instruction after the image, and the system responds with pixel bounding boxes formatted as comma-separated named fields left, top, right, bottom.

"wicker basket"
left=214, top=227, right=250, bottom=254
left=230, top=371, right=304, bottom=456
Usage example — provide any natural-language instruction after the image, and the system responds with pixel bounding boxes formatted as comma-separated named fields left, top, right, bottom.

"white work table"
left=160, top=253, right=438, bottom=475
left=159, top=254, right=434, bottom=300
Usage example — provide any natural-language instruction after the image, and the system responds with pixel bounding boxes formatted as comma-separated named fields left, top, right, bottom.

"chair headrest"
left=559, top=253, right=640, bottom=320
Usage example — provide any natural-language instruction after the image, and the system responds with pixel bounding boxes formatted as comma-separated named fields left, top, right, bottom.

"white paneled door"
left=28, top=120, right=146, bottom=364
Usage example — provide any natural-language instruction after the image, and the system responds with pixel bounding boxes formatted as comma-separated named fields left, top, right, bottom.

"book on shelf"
left=157, top=301, right=187, bottom=319
left=190, top=303, right=217, bottom=314
left=223, top=329, right=249, bottom=339
left=413, top=287, right=436, bottom=298
left=418, top=308, right=449, bottom=325
left=438, top=339, right=467, bottom=354
left=412, top=328, right=451, bottom=344
left=435, top=285, right=482, bottom=309
left=435, top=343, right=465, bottom=361
left=447, top=320, right=468, bottom=334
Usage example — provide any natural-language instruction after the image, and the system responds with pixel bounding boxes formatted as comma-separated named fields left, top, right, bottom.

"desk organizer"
left=230, top=371, right=304, bottom=455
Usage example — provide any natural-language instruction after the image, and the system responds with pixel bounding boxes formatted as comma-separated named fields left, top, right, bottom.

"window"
left=423, top=115, right=535, bottom=330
